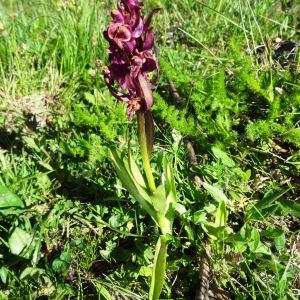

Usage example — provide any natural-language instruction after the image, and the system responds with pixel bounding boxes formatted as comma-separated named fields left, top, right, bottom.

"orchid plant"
left=103, top=1, right=177, bottom=299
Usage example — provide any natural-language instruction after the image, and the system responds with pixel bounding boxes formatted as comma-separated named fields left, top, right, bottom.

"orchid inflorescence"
left=103, top=0, right=160, bottom=119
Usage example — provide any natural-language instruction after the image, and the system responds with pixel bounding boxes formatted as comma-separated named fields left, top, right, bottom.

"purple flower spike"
left=104, top=0, right=160, bottom=119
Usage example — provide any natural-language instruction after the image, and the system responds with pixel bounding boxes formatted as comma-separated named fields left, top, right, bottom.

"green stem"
left=137, top=112, right=156, bottom=193
left=149, top=235, right=168, bottom=300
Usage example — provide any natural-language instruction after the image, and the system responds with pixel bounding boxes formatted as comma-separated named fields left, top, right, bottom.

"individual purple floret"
left=103, top=0, right=160, bottom=119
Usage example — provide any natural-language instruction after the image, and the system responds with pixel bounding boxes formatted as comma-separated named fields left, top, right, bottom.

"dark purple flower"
left=103, top=0, right=160, bottom=119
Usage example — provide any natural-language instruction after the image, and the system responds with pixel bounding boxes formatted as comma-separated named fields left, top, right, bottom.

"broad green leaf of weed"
left=246, top=188, right=290, bottom=221
left=264, top=226, right=285, bottom=238
left=0, top=186, right=24, bottom=213
left=242, top=169, right=252, bottom=182
left=249, top=228, right=271, bottom=255
left=52, top=251, right=72, bottom=274
left=174, top=202, right=187, bottom=215
left=202, top=182, right=229, bottom=203
left=8, top=227, right=33, bottom=256
left=139, top=266, right=152, bottom=277
left=212, top=146, right=236, bottom=168
left=108, top=214, right=124, bottom=228
left=193, top=211, right=207, bottom=225
left=0, top=267, right=9, bottom=284
left=232, top=234, right=248, bottom=253
left=184, top=224, right=195, bottom=241
left=274, top=233, right=286, bottom=251
left=202, top=224, right=230, bottom=241
left=20, top=267, right=44, bottom=280
left=277, top=199, right=300, bottom=218
left=250, top=228, right=260, bottom=251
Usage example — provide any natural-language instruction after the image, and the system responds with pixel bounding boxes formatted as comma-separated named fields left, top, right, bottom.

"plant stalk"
left=137, top=111, right=156, bottom=193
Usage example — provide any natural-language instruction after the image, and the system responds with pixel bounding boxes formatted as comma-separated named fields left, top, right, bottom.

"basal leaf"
left=110, top=149, right=157, bottom=223
left=149, top=235, right=168, bottom=300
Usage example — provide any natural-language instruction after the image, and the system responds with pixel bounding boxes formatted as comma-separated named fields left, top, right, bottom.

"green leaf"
left=0, top=186, right=24, bottom=212
left=212, top=146, right=235, bottom=167
left=249, top=229, right=271, bottom=255
left=242, top=169, right=251, bottom=181
left=139, top=266, right=152, bottom=277
left=193, top=211, right=207, bottom=225
left=250, top=228, right=260, bottom=251
left=52, top=251, right=72, bottom=274
left=38, top=160, right=53, bottom=171
left=246, top=189, right=289, bottom=221
left=253, top=242, right=271, bottom=255
left=274, top=233, right=286, bottom=251
left=60, top=251, right=72, bottom=263
left=151, top=185, right=167, bottom=213
left=277, top=199, right=300, bottom=218
left=128, top=149, right=147, bottom=189
left=20, top=267, right=44, bottom=280
left=23, top=136, right=40, bottom=153
left=163, top=158, right=176, bottom=200
left=8, top=227, right=33, bottom=256
left=98, top=286, right=113, bottom=300
left=202, top=182, right=229, bottom=203
left=174, top=203, right=187, bottom=215
left=202, top=223, right=230, bottom=240
left=151, top=159, right=177, bottom=232
left=233, top=234, right=247, bottom=253
left=0, top=267, right=9, bottom=284
left=215, top=200, right=227, bottom=227
left=84, top=92, right=97, bottom=105
left=108, top=214, right=123, bottom=228
left=110, top=149, right=157, bottom=223
left=184, top=224, right=195, bottom=241
left=149, top=235, right=168, bottom=300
